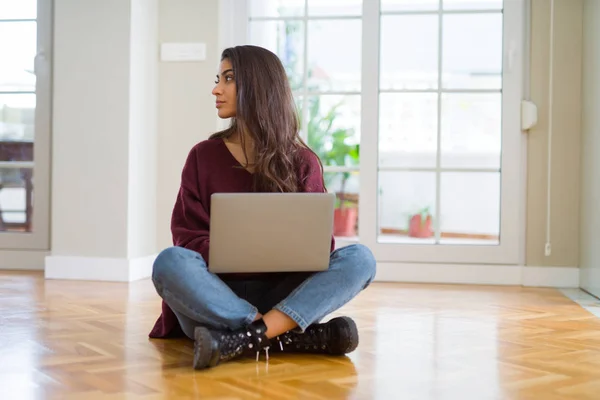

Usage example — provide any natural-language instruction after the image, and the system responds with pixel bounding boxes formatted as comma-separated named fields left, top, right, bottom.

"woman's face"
left=212, top=58, right=237, bottom=119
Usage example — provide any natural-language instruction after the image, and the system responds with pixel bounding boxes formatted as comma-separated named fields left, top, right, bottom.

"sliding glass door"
left=223, top=0, right=525, bottom=264
left=361, top=0, right=524, bottom=264
left=0, top=0, right=51, bottom=250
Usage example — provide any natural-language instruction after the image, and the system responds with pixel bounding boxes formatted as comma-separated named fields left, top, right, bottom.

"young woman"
left=150, top=45, right=376, bottom=370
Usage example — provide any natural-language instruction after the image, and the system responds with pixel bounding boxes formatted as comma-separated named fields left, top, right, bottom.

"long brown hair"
left=210, top=45, right=324, bottom=193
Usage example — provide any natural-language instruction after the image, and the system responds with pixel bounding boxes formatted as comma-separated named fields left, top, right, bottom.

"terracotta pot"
left=333, top=207, right=358, bottom=237
left=408, top=214, right=433, bottom=238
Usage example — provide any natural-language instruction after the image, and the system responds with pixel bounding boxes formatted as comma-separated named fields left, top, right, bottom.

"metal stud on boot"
left=275, top=316, right=359, bottom=355
left=193, top=319, right=271, bottom=370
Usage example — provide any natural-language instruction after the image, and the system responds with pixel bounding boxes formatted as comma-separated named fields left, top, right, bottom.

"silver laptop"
left=209, top=192, right=335, bottom=274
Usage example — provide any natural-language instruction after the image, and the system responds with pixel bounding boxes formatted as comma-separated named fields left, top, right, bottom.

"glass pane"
left=295, top=95, right=306, bottom=140
left=308, top=0, right=362, bottom=16
left=0, top=0, right=37, bottom=19
left=380, top=15, right=438, bottom=90
left=0, top=21, right=37, bottom=92
left=294, top=95, right=303, bottom=118
left=307, top=20, right=361, bottom=92
left=440, top=172, right=499, bottom=244
left=441, top=93, right=501, bottom=169
left=444, top=0, right=503, bottom=11
left=306, top=95, right=361, bottom=167
left=378, top=172, right=436, bottom=243
left=325, top=171, right=359, bottom=238
left=0, top=167, right=33, bottom=232
left=442, top=13, right=503, bottom=90
left=249, top=20, right=304, bottom=91
left=0, top=94, right=36, bottom=151
left=381, top=0, right=438, bottom=12
left=249, top=0, right=305, bottom=18
left=379, top=93, right=438, bottom=168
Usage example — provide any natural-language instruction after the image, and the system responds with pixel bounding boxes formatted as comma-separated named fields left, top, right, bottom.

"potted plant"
left=304, top=97, right=359, bottom=236
left=283, top=22, right=359, bottom=236
left=408, top=206, right=433, bottom=238
left=330, top=139, right=359, bottom=237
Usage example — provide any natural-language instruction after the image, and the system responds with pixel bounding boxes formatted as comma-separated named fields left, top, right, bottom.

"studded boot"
left=193, top=319, right=271, bottom=370
left=275, top=316, right=359, bottom=355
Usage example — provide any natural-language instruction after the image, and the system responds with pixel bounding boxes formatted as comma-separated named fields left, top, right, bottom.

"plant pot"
left=408, top=214, right=433, bottom=238
left=334, top=207, right=358, bottom=237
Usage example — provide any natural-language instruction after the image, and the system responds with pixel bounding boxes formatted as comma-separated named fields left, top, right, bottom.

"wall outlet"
left=544, top=242, right=552, bottom=256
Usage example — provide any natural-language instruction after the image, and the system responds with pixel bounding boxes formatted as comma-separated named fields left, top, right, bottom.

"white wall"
left=156, top=0, right=220, bottom=250
left=128, top=0, right=159, bottom=258
left=527, top=0, right=583, bottom=268
left=47, top=0, right=158, bottom=280
left=579, top=0, right=600, bottom=296
left=52, top=0, right=132, bottom=258
left=42, top=0, right=219, bottom=278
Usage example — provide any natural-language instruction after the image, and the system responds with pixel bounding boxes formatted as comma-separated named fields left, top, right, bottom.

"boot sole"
left=329, top=316, right=359, bottom=355
left=193, top=327, right=220, bottom=370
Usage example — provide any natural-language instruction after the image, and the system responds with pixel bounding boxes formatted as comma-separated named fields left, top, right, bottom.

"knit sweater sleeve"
left=170, top=146, right=211, bottom=263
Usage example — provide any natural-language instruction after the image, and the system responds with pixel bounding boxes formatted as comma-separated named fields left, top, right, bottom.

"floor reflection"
left=2, top=272, right=600, bottom=399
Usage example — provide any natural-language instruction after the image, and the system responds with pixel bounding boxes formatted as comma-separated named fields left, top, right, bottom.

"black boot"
left=275, top=316, right=359, bottom=355
left=193, top=319, right=271, bottom=370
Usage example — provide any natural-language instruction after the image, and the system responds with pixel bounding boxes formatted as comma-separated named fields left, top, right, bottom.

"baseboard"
left=128, top=254, right=157, bottom=281
left=374, top=262, right=580, bottom=288
left=522, top=266, right=580, bottom=288
left=40, top=256, right=579, bottom=287
left=0, top=250, right=48, bottom=270
left=579, top=267, right=600, bottom=299
left=45, top=254, right=157, bottom=282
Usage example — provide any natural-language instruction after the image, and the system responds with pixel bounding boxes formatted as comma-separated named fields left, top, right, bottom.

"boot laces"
left=277, top=325, right=329, bottom=352
left=220, top=326, right=272, bottom=362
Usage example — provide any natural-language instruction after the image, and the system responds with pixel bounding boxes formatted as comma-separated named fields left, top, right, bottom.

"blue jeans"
left=152, top=244, right=376, bottom=339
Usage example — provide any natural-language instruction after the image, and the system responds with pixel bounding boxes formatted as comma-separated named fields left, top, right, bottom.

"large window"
left=247, top=1, right=363, bottom=239
left=0, top=0, right=51, bottom=249
left=221, top=0, right=525, bottom=264
left=377, top=2, right=505, bottom=245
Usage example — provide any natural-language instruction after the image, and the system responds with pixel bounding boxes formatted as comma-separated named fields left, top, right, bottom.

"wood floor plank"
left=2, top=271, right=600, bottom=399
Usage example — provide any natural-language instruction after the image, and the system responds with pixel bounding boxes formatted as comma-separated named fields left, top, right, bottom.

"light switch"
left=160, top=43, right=206, bottom=62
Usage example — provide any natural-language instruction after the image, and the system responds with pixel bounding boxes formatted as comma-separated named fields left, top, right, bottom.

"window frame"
left=219, top=0, right=527, bottom=265
left=0, top=0, right=52, bottom=250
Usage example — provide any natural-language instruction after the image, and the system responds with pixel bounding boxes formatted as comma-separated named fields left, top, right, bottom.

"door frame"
left=353, top=0, right=526, bottom=265
left=220, top=0, right=527, bottom=266
left=0, top=0, right=52, bottom=250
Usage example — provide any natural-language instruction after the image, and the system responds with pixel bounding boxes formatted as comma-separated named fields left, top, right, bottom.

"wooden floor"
left=2, top=272, right=600, bottom=400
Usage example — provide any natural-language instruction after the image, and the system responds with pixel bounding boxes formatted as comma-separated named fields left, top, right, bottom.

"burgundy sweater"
left=149, top=138, right=335, bottom=338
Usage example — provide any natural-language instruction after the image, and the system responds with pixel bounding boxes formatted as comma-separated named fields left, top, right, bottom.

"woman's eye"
left=226, top=76, right=233, bottom=82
